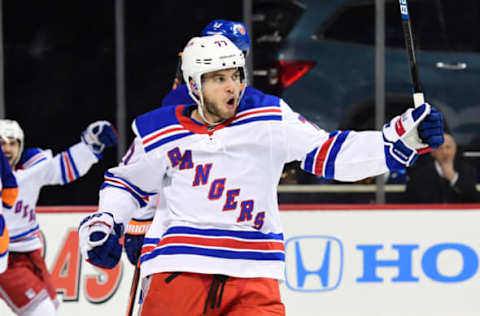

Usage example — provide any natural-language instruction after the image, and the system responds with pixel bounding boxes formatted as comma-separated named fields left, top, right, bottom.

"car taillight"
left=277, top=60, right=316, bottom=89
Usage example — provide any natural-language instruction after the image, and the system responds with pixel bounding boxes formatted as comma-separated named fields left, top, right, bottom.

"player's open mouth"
left=227, top=97, right=235, bottom=107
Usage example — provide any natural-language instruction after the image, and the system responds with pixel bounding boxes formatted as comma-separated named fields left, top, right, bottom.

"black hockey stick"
left=398, top=0, right=424, bottom=107
left=126, top=265, right=140, bottom=316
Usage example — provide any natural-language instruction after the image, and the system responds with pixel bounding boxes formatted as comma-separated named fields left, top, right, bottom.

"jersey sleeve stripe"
left=302, top=147, right=318, bottom=173
left=324, top=131, right=350, bottom=179
left=66, top=148, right=80, bottom=179
left=60, top=155, right=67, bottom=184
left=61, top=152, right=75, bottom=183
left=313, top=136, right=336, bottom=176
left=100, top=183, right=148, bottom=207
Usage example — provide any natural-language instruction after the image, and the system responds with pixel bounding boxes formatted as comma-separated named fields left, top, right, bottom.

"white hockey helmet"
left=0, top=119, right=24, bottom=166
left=181, top=34, right=246, bottom=124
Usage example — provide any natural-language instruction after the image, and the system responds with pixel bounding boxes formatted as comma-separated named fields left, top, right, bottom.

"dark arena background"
left=3, top=1, right=242, bottom=205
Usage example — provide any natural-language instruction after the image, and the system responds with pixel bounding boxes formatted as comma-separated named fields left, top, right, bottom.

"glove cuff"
left=127, top=218, right=153, bottom=236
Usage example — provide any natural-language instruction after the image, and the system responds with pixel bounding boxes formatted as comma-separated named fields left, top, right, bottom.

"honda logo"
left=284, top=236, right=343, bottom=292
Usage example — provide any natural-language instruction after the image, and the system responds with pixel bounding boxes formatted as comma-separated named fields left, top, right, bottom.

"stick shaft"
left=126, top=266, right=141, bottom=316
left=399, top=0, right=424, bottom=106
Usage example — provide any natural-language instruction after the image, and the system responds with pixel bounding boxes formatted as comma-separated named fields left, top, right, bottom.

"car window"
left=253, top=0, right=306, bottom=45
left=315, top=0, right=480, bottom=53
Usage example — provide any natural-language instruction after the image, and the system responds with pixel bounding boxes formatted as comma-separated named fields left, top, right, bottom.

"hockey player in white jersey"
left=79, top=34, right=444, bottom=316
left=0, top=119, right=117, bottom=316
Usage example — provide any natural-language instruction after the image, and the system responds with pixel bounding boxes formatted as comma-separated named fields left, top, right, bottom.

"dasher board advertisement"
left=0, top=205, right=479, bottom=316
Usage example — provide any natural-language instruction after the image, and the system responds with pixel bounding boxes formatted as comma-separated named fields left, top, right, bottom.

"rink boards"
left=0, top=204, right=479, bottom=316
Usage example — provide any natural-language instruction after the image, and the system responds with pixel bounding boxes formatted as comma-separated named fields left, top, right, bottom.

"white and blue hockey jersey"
left=98, top=92, right=389, bottom=280
left=6, top=142, right=99, bottom=252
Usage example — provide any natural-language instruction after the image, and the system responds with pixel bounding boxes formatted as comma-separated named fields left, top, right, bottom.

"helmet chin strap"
left=197, top=94, right=224, bottom=127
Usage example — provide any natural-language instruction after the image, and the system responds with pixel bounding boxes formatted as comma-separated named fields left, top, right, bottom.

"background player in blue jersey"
left=0, top=149, right=18, bottom=274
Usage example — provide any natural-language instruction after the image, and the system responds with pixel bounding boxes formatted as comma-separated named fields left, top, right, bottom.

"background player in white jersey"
left=0, top=119, right=117, bottom=316
left=79, top=34, right=443, bottom=315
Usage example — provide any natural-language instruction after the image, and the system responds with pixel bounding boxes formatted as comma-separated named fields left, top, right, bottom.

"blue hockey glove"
left=124, top=234, right=144, bottom=265
left=124, top=218, right=152, bottom=265
left=81, top=120, right=118, bottom=156
left=383, top=103, right=444, bottom=170
left=79, top=212, right=124, bottom=269
left=417, top=106, right=444, bottom=150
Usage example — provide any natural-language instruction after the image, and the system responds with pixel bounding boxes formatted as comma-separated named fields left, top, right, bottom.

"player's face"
left=0, top=137, right=20, bottom=167
left=200, top=68, right=242, bottom=122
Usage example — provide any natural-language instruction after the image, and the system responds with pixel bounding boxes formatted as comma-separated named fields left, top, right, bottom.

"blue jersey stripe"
left=66, top=149, right=80, bottom=179
left=100, top=183, right=147, bottom=207
left=25, top=157, right=47, bottom=169
left=303, top=147, right=319, bottom=173
left=140, top=245, right=285, bottom=263
left=229, top=115, right=282, bottom=127
left=143, top=237, right=161, bottom=244
left=324, top=131, right=350, bottom=179
left=163, top=226, right=284, bottom=241
left=59, top=156, right=67, bottom=184
left=104, top=171, right=156, bottom=197
left=10, top=225, right=40, bottom=241
left=145, top=132, right=194, bottom=153
left=329, top=130, right=340, bottom=139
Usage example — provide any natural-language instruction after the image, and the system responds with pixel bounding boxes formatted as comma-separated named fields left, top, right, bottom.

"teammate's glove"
left=124, top=218, right=152, bottom=265
left=383, top=103, right=444, bottom=170
left=79, top=212, right=124, bottom=269
left=81, top=120, right=118, bottom=155
left=0, top=214, right=10, bottom=274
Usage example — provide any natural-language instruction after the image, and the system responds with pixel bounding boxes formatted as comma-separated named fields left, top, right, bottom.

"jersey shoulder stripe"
left=134, top=105, right=194, bottom=153
left=102, top=171, right=156, bottom=207
left=231, top=90, right=283, bottom=127
left=21, top=148, right=48, bottom=169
